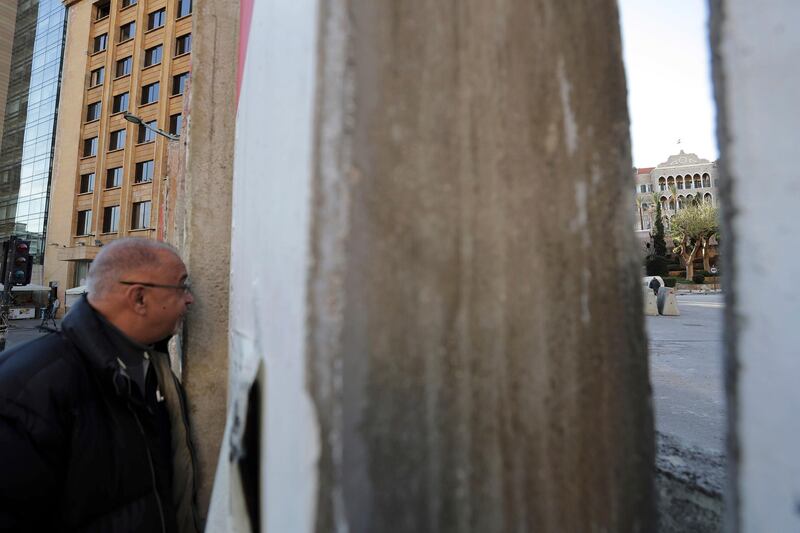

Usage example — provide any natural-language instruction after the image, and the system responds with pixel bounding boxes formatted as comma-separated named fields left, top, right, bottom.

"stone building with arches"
left=633, top=150, right=719, bottom=255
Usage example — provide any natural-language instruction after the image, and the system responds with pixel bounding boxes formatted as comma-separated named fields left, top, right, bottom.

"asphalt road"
left=647, top=293, right=725, bottom=453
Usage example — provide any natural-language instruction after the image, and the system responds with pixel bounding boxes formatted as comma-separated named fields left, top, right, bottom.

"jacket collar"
left=61, top=294, right=126, bottom=374
left=61, top=295, right=172, bottom=401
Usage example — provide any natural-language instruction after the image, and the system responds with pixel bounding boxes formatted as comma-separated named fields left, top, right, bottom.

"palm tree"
left=635, top=195, right=645, bottom=230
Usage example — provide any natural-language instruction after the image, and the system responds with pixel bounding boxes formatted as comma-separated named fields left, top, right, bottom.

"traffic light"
left=1, top=237, right=33, bottom=287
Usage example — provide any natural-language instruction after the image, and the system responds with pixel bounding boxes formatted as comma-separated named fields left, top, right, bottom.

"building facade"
left=633, top=150, right=719, bottom=254
left=0, top=0, right=67, bottom=283
left=44, top=0, right=192, bottom=299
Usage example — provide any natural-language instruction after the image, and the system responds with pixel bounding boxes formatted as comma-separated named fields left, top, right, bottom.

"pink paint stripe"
left=237, top=0, right=255, bottom=108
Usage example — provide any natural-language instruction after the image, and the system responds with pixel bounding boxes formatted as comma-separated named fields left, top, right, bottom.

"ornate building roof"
left=656, top=150, right=711, bottom=168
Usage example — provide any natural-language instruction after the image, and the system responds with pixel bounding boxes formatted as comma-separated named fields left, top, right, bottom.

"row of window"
left=95, top=0, right=192, bottom=23
left=85, top=73, right=189, bottom=122
left=92, top=7, right=191, bottom=54
left=76, top=201, right=152, bottom=235
left=82, top=113, right=183, bottom=156
left=78, top=160, right=155, bottom=193
left=89, top=34, right=191, bottom=87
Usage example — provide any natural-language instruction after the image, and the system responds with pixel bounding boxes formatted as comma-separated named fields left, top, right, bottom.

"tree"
left=651, top=192, right=667, bottom=257
left=670, top=203, right=719, bottom=280
left=635, top=195, right=645, bottom=231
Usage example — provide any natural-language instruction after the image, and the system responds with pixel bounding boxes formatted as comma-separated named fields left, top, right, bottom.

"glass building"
left=0, top=0, right=66, bottom=276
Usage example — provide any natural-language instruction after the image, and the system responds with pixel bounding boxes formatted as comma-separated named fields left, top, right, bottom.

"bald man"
left=0, top=238, right=200, bottom=533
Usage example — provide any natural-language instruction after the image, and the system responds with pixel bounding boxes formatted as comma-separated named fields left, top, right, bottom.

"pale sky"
left=618, top=0, right=719, bottom=168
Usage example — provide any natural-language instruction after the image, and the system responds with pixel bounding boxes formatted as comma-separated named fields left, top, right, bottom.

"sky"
left=617, top=0, right=719, bottom=168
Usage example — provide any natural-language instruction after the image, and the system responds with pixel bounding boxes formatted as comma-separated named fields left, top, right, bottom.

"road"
left=647, top=293, right=725, bottom=453
left=4, top=295, right=726, bottom=456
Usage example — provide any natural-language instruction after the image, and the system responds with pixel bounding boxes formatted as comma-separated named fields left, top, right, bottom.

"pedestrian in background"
left=0, top=238, right=200, bottom=533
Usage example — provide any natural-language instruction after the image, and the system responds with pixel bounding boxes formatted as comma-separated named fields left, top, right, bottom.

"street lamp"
left=123, top=112, right=180, bottom=141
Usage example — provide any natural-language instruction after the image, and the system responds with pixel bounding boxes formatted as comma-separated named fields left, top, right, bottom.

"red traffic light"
left=16, top=242, right=28, bottom=252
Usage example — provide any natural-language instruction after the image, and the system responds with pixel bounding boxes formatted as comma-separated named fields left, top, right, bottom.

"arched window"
left=677, top=195, right=685, bottom=209
left=694, top=173, right=702, bottom=188
left=704, top=192, right=713, bottom=204
left=667, top=176, right=675, bottom=188
left=677, top=176, right=684, bottom=189
left=659, top=177, right=666, bottom=191
left=703, top=173, right=711, bottom=187
left=660, top=196, right=668, bottom=210
left=669, top=199, right=676, bottom=211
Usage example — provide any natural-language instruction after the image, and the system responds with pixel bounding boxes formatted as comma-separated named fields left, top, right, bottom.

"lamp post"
left=124, top=111, right=181, bottom=240
left=123, top=112, right=180, bottom=141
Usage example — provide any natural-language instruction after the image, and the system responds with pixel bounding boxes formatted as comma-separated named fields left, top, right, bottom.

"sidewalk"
left=3, top=317, right=61, bottom=351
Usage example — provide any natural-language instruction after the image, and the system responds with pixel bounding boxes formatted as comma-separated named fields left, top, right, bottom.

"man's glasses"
left=119, top=279, right=192, bottom=294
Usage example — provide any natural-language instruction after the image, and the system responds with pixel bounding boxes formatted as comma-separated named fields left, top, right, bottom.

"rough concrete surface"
left=305, top=1, right=655, bottom=531
left=169, top=0, right=239, bottom=521
left=656, top=432, right=723, bottom=533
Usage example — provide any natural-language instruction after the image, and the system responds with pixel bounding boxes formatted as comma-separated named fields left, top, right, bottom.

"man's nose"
left=185, top=290, right=194, bottom=305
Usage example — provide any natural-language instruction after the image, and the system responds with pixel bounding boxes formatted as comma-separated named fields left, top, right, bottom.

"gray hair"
left=86, top=238, right=181, bottom=297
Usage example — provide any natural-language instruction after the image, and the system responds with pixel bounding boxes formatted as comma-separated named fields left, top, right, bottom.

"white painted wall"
left=719, top=1, right=800, bottom=530
left=208, top=1, right=322, bottom=531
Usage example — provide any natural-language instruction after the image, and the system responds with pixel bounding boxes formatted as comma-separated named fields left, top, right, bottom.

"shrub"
left=692, top=273, right=705, bottom=284
left=646, top=255, right=670, bottom=277
left=663, top=277, right=677, bottom=288
left=675, top=278, right=693, bottom=284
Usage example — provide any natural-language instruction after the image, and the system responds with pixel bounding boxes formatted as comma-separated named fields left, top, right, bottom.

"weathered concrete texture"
left=307, top=1, right=655, bottom=531
left=169, top=0, right=238, bottom=522
left=656, top=433, right=723, bottom=533
left=710, top=1, right=800, bottom=532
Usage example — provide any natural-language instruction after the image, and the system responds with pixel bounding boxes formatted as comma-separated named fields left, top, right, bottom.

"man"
left=0, top=238, right=200, bottom=533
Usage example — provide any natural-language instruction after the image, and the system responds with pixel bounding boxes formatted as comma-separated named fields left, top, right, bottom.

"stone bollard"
left=643, top=288, right=659, bottom=316
left=657, top=286, right=680, bottom=316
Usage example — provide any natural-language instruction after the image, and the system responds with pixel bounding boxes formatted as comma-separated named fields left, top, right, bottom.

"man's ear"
left=124, top=285, right=148, bottom=316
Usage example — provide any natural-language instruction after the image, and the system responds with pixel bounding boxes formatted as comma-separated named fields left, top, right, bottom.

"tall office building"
left=44, top=0, right=192, bottom=298
left=0, top=0, right=67, bottom=283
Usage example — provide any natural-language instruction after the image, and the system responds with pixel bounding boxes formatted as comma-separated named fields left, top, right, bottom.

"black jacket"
left=0, top=296, right=199, bottom=533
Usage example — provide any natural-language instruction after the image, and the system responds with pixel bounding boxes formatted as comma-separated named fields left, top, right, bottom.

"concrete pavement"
left=647, top=293, right=725, bottom=453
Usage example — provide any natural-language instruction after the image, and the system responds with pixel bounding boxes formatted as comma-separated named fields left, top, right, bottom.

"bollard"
left=657, top=286, right=680, bottom=316
left=643, top=288, right=658, bottom=316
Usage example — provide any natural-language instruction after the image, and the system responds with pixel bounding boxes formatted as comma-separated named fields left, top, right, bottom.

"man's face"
left=143, top=252, right=194, bottom=342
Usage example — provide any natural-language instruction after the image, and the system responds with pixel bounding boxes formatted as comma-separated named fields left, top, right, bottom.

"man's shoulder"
left=0, top=332, right=84, bottom=404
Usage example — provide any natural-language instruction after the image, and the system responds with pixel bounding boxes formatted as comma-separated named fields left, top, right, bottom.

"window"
left=83, top=137, right=98, bottom=157
left=131, top=201, right=151, bottom=229
left=79, top=173, right=95, bottom=193
left=172, top=72, right=189, bottom=95
left=121, top=0, right=137, bottom=8
left=112, top=92, right=129, bottom=113
left=106, top=167, right=123, bottom=188
left=141, top=82, right=160, bottom=105
left=103, top=205, right=120, bottom=233
left=95, top=0, right=110, bottom=20
left=144, top=45, right=162, bottom=67
left=89, top=66, right=104, bottom=86
left=76, top=210, right=93, bottom=236
left=135, top=160, right=154, bottom=183
left=147, top=9, right=166, bottom=30
left=108, top=129, right=126, bottom=151
left=119, top=21, right=136, bottom=42
left=639, top=184, right=647, bottom=193
left=175, top=33, right=191, bottom=55
left=169, top=113, right=182, bottom=135
left=116, top=56, right=132, bottom=77
left=86, top=102, right=101, bottom=122
left=177, top=0, right=192, bottom=17
left=138, top=121, right=157, bottom=143
left=93, top=33, right=108, bottom=53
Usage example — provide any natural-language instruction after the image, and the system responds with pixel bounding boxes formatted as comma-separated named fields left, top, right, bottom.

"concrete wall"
left=710, top=1, right=800, bottom=531
left=168, top=0, right=238, bottom=523
left=211, top=0, right=655, bottom=531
